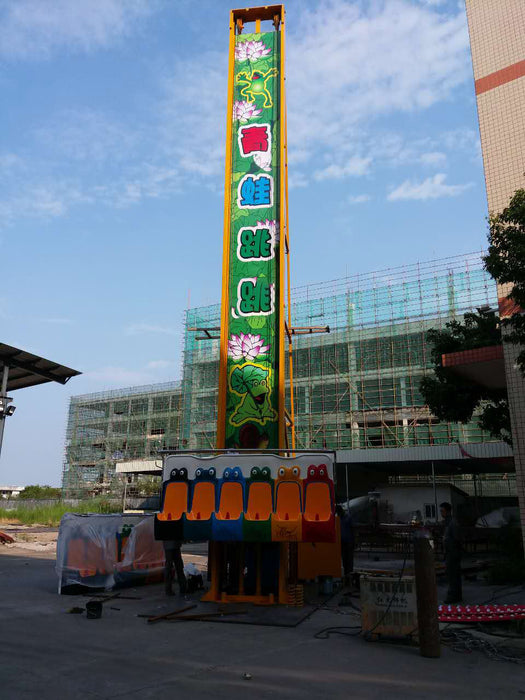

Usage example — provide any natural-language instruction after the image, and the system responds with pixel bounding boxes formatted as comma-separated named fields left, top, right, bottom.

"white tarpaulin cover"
left=56, top=513, right=165, bottom=592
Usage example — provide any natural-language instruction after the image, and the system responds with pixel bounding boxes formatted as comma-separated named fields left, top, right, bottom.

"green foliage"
left=0, top=498, right=121, bottom=526
left=484, top=188, right=525, bottom=374
left=133, top=477, right=161, bottom=496
left=419, top=310, right=511, bottom=443
left=18, top=484, right=62, bottom=500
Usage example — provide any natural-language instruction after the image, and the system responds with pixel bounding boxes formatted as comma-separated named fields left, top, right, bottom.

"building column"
left=501, top=341, right=525, bottom=549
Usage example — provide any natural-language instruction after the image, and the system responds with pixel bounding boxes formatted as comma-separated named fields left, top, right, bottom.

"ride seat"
left=216, top=482, right=243, bottom=520
left=275, top=482, right=302, bottom=521
left=304, top=482, right=332, bottom=522
left=158, top=481, right=188, bottom=521
left=245, top=482, right=272, bottom=521
left=187, top=481, right=216, bottom=520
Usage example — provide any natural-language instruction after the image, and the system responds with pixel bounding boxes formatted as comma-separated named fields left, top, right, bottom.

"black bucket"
left=86, top=601, right=103, bottom=619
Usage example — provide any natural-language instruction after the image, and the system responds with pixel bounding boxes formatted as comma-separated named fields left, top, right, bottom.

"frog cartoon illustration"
left=229, top=362, right=278, bottom=426
left=237, top=68, right=278, bottom=108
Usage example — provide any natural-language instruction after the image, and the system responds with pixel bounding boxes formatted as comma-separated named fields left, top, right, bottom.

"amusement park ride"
left=154, top=5, right=340, bottom=606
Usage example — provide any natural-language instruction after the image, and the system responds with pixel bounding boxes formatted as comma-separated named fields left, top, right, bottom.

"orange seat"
left=66, top=538, right=89, bottom=572
left=246, top=482, right=272, bottom=521
left=216, top=482, right=243, bottom=520
left=304, top=482, right=332, bottom=522
left=187, top=481, right=216, bottom=521
left=158, top=482, right=188, bottom=521
left=275, top=482, right=302, bottom=521
left=85, top=539, right=107, bottom=575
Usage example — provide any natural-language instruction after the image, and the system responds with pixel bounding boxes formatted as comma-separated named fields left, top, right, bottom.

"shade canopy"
left=0, top=343, right=81, bottom=392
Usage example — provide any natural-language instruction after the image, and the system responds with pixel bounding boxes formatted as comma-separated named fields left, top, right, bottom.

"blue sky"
left=0, top=0, right=490, bottom=486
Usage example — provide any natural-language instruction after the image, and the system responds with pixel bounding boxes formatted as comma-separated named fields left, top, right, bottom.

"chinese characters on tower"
left=223, top=33, right=281, bottom=449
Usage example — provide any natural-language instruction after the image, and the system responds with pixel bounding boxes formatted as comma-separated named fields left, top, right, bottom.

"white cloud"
left=157, top=51, right=227, bottom=181
left=0, top=182, right=91, bottom=227
left=125, top=323, right=178, bottom=336
left=287, top=0, right=471, bottom=167
left=146, top=359, right=174, bottom=369
left=420, top=151, right=447, bottom=166
left=314, top=157, right=372, bottom=181
left=387, top=173, right=474, bottom=201
left=0, top=1, right=475, bottom=224
left=0, top=0, right=157, bottom=59
left=347, top=194, right=372, bottom=204
left=288, top=172, right=309, bottom=189
left=141, top=0, right=471, bottom=191
left=34, top=110, right=140, bottom=164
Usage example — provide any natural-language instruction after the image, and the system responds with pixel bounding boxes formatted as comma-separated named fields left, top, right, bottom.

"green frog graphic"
left=229, top=362, right=277, bottom=426
left=237, top=68, right=278, bottom=108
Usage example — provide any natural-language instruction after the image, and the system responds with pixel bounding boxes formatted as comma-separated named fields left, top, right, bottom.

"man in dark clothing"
left=440, top=502, right=462, bottom=603
left=336, top=505, right=355, bottom=585
left=163, top=540, right=187, bottom=596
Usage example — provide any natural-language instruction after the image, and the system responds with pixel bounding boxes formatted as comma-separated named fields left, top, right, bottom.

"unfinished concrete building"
left=64, top=252, right=513, bottom=500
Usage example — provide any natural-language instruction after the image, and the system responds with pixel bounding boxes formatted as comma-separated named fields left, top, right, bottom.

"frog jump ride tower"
left=155, top=5, right=339, bottom=605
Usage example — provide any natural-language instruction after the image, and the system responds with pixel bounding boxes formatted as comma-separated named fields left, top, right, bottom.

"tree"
left=419, top=309, right=512, bottom=444
left=18, top=484, right=62, bottom=500
left=484, top=188, right=525, bottom=374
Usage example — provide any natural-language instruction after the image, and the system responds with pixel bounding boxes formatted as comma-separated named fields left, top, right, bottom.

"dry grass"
left=0, top=499, right=121, bottom=527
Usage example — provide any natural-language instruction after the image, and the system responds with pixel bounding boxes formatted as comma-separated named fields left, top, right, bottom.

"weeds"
left=0, top=499, right=121, bottom=527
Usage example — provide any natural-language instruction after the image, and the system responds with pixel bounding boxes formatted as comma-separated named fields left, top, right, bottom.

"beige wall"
left=466, top=0, right=525, bottom=546
left=466, top=0, right=525, bottom=213
left=467, top=0, right=525, bottom=77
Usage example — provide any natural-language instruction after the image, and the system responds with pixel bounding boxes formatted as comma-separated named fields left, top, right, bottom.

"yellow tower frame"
left=216, top=4, right=294, bottom=452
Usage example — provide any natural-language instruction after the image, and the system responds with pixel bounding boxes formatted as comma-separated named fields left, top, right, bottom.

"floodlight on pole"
left=0, top=364, right=10, bottom=460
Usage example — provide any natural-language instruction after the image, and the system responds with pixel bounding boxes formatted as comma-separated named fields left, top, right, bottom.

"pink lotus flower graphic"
left=235, top=40, right=272, bottom=62
left=228, top=332, right=270, bottom=361
left=253, top=151, right=271, bottom=171
left=233, top=100, right=262, bottom=123
left=256, top=219, right=278, bottom=241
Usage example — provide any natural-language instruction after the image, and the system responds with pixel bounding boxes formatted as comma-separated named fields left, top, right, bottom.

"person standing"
left=163, top=540, right=187, bottom=597
left=440, top=502, right=462, bottom=604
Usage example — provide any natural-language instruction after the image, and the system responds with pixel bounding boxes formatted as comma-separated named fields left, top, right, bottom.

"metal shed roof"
left=0, top=343, right=81, bottom=391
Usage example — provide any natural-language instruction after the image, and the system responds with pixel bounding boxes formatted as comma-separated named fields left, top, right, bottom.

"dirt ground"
left=0, top=523, right=59, bottom=558
left=0, top=523, right=209, bottom=567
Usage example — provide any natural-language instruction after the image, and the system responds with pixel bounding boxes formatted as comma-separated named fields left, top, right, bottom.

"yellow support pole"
left=284, top=86, right=295, bottom=451
left=216, top=12, right=237, bottom=449
left=278, top=8, right=287, bottom=451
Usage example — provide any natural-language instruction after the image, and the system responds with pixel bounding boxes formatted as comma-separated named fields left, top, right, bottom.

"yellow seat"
left=158, top=482, right=188, bottom=521
left=216, top=482, right=243, bottom=520
left=246, top=482, right=272, bottom=521
left=275, top=482, right=302, bottom=521
left=187, top=481, right=216, bottom=521
left=304, top=482, right=332, bottom=522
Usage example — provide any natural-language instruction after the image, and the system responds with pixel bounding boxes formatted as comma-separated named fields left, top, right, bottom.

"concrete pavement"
left=0, top=551, right=523, bottom=699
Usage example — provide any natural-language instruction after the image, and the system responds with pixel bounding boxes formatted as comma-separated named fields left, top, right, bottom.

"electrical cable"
left=314, top=553, right=408, bottom=640
left=314, top=625, right=362, bottom=639
left=363, top=552, right=408, bottom=636
left=441, top=628, right=525, bottom=665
